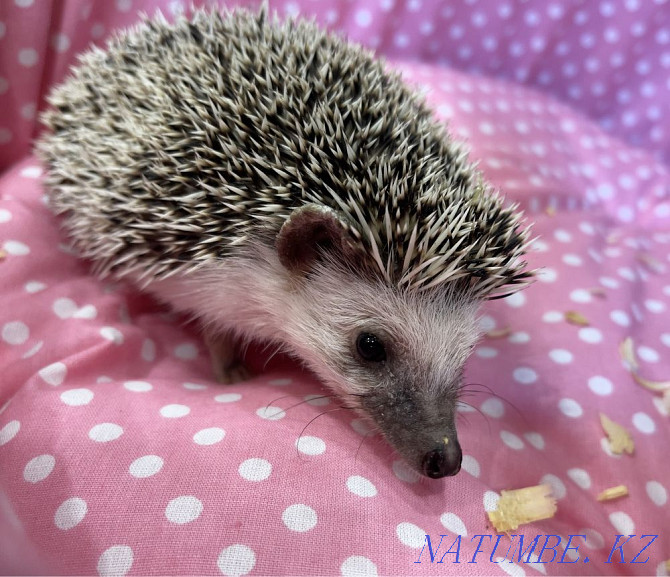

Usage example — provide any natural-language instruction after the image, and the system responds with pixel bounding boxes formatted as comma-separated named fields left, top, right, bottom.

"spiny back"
left=40, top=7, right=531, bottom=296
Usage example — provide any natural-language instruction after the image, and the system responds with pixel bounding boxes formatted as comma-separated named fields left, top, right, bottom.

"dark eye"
left=356, top=332, right=386, bottom=362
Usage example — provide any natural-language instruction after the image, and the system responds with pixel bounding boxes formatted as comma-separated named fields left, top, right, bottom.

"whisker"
left=460, top=382, right=526, bottom=423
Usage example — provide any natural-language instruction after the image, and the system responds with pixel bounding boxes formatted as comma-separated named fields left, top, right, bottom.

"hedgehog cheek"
left=276, top=203, right=361, bottom=274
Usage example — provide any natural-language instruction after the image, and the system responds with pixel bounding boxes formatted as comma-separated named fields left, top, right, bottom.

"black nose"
left=422, top=439, right=462, bottom=479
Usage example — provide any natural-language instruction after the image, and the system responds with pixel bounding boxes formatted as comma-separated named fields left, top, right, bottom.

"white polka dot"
left=354, top=9, right=372, bottom=27
left=296, top=435, right=326, bottom=455
left=550, top=349, right=574, bottom=364
left=509, top=331, right=530, bottom=344
left=38, top=362, right=67, bottom=386
left=632, top=412, right=655, bottom=434
left=123, top=380, right=152, bottom=392
left=504, top=292, right=526, bottom=308
left=579, top=327, right=603, bottom=344
left=340, top=556, right=377, bottom=577
left=256, top=406, right=285, bottom=420
left=51, top=33, right=70, bottom=53
left=558, top=398, right=582, bottom=418
left=476, top=346, right=498, bottom=358
left=543, top=311, right=563, bottom=323
left=395, top=522, right=426, bottom=548
left=581, top=528, right=605, bottom=550
left=610, top=310, right=630, bottom=326
left=540, top=474, right=566, bottom=499
left=524, top=432, right=545, bottom=449
left=141, top=338, right=156, bottom=361
left=481, top=397, right=504, bottom=418
left=98, top=545, right=133, bottom=577
left=2, top=321, right=29, bottom=345
left=0, top=22, right=5, bottom=40
left=239, top=458, right=272, bottom=481
left=513, top=367, right=537, bottom=384
left=183, top=382, right=207, bottom=390
left=54, top=497, right=87, bottom=530
left=567, top=468, right=591, bottom=489
left=165, top=496, right=202, bottom=524
left=0, top=420, right=20, bottom=446
left=268, top=378, right=292, bottom=386
left=579, top=222, right=596, bottom=235
left=160, top=404, right=190, bottom=418
left=282, top=504, right=317, bottom=532
left=478, top=315, right=496, bottom=331
left=129, top=455, right=163, bottom=478
left=483, top=490, right=500, bottom=512
left=638, top=346, right=659, bottom=363
left=644, top=299, right=666, bottom=314
left=215, top=393, right=241, bottom=403
left=18, top=48, right=38, bottom=67
left=174, top=343, right=198, bottom=360
left=217, top=545, right=256, bottom=577
left=115, top=0, right=132, bottom=11
left=570, top=289, right=592, bottom=303
left=618, top=267, right=636, bottom=281
left=600, top=276, right=619, bottom=289
left=100, top=326, right=124, bottom=344
left=563, top=254, right=583, bottom=266
left=500, top=430, right=524, bottom=450
left=91, top=23, right=105, bottom=38
left=0, top=208, right=11, bottom=222
left=661, top=333, right=670, bottom=348
left=20, top=165, right=42, bottom=178
left=193, top=427, right=226, bottom=445
left=554, top=229, right=572, bottom=243
left=600, top=436, right=621, bottom=458
left=609, top=511, right=635, bottom=534
left=588, top=376, right=613, bottom=396
left=89, top=423, right=123, bottom=442
left=20, top=102, right=36, bottom=120
left=460, top=455, right=480, bottom=477
left=23, top=454, right=56, bottom=483
left=439, top=512, right=467, bottom=535
left=496, top=559, right=526, bottom=577
left=646, top=481, right=667, bottom=506
left=14, top=0, right=34, bottom=6
left=347, top=475, right=377, bottom=497
left=303, top=394, right=330, bottom=406
left=60, top=388, right=94, bottom=406
left=24, top=281, right=46, bottom=293
left=537, top=268, right=557, bottom=282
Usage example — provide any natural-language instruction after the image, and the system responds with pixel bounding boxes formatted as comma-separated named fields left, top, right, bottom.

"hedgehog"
left=38, top=6, right=533, bottom=479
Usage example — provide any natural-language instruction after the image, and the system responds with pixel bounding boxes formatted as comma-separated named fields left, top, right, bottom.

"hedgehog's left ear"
left=276, top=203, right=361, bottom=273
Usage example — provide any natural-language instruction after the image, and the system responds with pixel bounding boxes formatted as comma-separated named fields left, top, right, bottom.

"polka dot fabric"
left=1, top=1, right=670, bottom=576
left=1, top=0, right=670, bottom=168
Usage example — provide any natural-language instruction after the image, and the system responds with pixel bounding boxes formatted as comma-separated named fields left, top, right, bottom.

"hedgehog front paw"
left=204, top=331, right=251, bottom=384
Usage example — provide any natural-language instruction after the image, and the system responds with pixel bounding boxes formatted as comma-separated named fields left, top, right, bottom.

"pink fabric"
left=1, top=0, right=670, bottom=170
left=1, top=1, right=670, bottom=576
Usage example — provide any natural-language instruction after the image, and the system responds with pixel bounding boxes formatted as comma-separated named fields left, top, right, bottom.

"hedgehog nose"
left=422, top=438, right=462, bottom=478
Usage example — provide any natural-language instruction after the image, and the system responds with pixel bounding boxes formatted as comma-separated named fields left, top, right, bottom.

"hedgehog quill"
left=38, top=7, right=533, bottom=478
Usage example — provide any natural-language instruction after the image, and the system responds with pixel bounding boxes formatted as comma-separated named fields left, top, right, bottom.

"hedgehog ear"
left=276, top=204, right=360, bottom=273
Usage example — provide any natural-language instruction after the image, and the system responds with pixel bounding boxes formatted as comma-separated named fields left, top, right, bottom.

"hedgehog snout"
left=422, top=436, right=462, bottom=478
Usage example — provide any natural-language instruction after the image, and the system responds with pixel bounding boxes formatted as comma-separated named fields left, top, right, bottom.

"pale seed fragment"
left=487, top=484, right=557, bottom=533
left=597, top=485, right=628, bottom=502
left=564, top=311, right=590, bottom=326
left=599, top=413, right=634, bottom=455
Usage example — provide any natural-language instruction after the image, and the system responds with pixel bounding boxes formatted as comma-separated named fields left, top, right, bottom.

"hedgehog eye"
left=356, top=332, right=386, bottom=363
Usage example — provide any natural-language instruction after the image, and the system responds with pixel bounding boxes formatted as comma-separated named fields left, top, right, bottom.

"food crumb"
left=487, top=484, right=557, bottom=532
left=564, top=311, right=589, bottom=326
left=599, top=413, right=634, bottom=455
left=597, top=485, right=629, bottom=502
left=485, top=327, right=512, bottom=339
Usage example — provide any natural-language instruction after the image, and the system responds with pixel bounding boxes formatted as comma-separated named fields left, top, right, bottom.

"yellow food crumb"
left=0, top=249, right=6, bottom=262
left=485, top=327, right=512, bottom=339
left=487, top=484, right=557, bottom=533
left=545, top=206, right=556, bottom=217
left=564, top=311, right=589, bottom=326
left=588, top=287, right=607, bottom=298
left=599, top=413, right=634, bottom=455
left=597, top=485, right=629, bottom=502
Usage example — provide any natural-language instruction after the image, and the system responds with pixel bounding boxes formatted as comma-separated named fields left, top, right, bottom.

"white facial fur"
left=148, top=241, right=482, bottom=475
